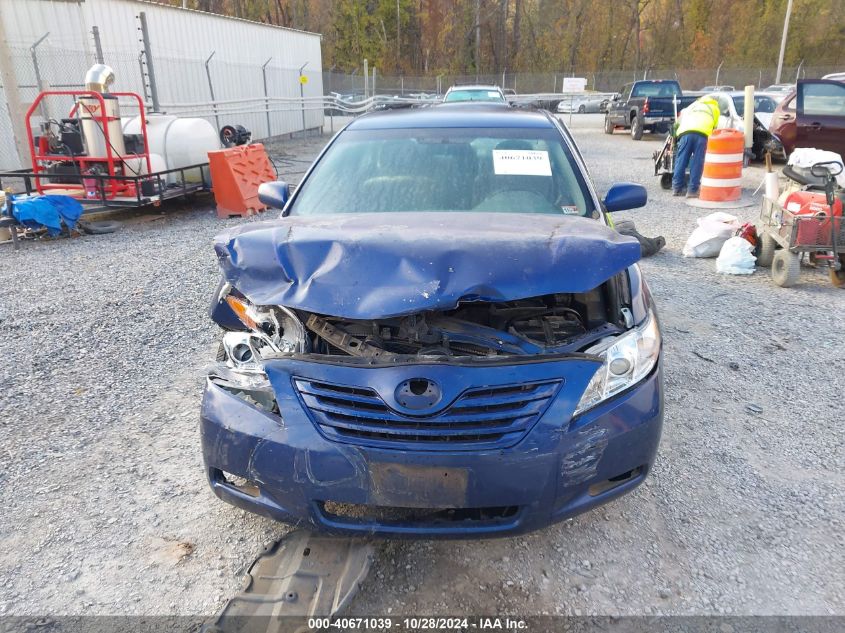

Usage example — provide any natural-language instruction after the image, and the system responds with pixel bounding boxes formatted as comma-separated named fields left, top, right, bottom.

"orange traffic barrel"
left=699, top=129, right=744, bottom=202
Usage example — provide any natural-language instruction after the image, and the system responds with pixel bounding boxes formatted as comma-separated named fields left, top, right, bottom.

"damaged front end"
left=201, top=213, right=664, bottom=537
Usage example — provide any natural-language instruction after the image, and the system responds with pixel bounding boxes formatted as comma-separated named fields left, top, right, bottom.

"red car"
left=769, top=79, right=845, bottom=159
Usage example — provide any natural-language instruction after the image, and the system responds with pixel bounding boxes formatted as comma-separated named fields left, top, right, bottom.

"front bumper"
left=201, top=357, right=663, bottom=538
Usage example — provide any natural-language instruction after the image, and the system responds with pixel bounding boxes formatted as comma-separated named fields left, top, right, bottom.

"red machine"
left=783, top=189, right=843, bottom=247
left=26, top=90, right=152, bottom=201
left=783, top=190, right=843, bottom=217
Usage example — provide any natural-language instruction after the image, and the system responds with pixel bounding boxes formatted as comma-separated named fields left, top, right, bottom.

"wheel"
left=578, top=104, right=586, bottom=114
left=631, top=114, right=644, bottom=140
left=830, top=256, right=845, bottom=288
left=604, top=116, right=614, bottom=135
left=659, top=173, right=673, bottom=190
left=771, top=250, right=801, bottom=287
left=757, top=232, right=777, bottom=267
left=78, top=220, right=121, bottom=235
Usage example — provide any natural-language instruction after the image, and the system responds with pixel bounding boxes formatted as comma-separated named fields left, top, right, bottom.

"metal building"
left=0, top=0, right=324, bottom=170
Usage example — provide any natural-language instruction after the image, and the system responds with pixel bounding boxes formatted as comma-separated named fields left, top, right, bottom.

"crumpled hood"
left=214, top=212, right=640, bottom=319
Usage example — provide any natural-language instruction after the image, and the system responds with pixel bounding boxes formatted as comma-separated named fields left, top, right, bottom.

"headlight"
left=574, top=311, right=661, bottom=416
left=223, top=293, right=306, bottom=355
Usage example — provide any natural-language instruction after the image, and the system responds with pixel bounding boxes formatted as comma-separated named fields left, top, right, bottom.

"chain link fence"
left=324, top=65, right=842, bottom=96
left=1, top=37, right=324, bottom=170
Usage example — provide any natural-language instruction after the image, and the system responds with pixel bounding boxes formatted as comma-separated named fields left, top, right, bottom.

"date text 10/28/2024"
left=307, top=617, right=528, bottom=630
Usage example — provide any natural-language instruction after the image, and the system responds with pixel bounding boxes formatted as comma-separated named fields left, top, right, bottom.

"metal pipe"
left=205, top=51, right=219, bottom=131
left=84, top=64, right=115, bottom=93
left=262, top=57, right=272, bottom=138
left=299, top=61, right=309, bottom=135
left=138, top=12, right=160, bottom=112
left=715, top=60, right=723, bottom=86
left=30, top=32, right=50, bottom=120
left=91, top=26, right=104, bottom=64
left=775, top=0, right=793, bottom=84
left=795, top=59, right=804, bottom=82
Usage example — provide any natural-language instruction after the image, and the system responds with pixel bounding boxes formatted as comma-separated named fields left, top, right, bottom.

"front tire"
left=578, top=104, right=586, bottom=114
left=757, top=232, right=777, bottom=267
left=631, top=114, right=644, bottom=140
left=660, top=173, right=673, bottom=190
left=771, top=250, right=800, bottom=287
left=604, top=116, right=614, bottom=135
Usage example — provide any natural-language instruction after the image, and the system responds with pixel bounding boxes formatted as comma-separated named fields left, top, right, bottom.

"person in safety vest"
left=672, top=95, right=721, bottom=198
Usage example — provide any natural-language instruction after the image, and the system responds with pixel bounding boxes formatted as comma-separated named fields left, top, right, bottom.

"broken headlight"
left=212, top=291, right=306, bottom=416
left=574, top=310, right=661, bottom=416
left=223, top=292, right=306, bottom=356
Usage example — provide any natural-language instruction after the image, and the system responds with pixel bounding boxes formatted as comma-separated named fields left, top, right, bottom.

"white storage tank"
left=122, top=114, right=220, bottom=184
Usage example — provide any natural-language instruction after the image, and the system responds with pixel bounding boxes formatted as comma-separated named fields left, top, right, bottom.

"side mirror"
left=257, top=181, right=290, bottom=209
left=604, top=182, right=647, bottom=212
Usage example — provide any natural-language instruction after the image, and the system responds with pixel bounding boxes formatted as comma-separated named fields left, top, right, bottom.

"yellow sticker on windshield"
left=492, top=150, right=552, bottom=176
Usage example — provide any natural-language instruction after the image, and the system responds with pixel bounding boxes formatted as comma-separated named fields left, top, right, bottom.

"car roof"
left=347, top=104, right=555, bottom=130
left=446, top=85, right=501, bottom=92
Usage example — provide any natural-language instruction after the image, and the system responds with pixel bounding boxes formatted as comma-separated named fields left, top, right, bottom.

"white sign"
left=492, top=150, right=552, bottom=176
left=561, top=77, right=587, bottom=93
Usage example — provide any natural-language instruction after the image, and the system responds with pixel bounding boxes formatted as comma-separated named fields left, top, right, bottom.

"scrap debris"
left=206, top=530, right=374, bottom=633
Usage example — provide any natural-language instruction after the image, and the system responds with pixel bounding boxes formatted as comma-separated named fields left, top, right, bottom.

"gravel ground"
left=0, top=114, right=842, bottom=618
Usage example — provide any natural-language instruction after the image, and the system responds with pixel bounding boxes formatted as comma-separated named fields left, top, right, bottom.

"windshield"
left=444, top=89, right=505, bottom=103
left=733, top=95, right=777, bottom=114
left=287, top=127, right=594, bottom=217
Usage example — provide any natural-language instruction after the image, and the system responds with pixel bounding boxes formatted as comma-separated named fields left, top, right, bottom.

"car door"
left=796, top=79, right=845, bottom=157
left=609, top=84, right=632, bottom=124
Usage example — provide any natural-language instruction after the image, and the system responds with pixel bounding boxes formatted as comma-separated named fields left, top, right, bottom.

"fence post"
left=138, top=12, right=160, bottom=112
left=137, top=52, right=150, bottom=103
left=0, top=1, right=31, bottom=167
left=30, top=32, right=50, bottom=121
left=363, top=59, right=368, bottom=98
left=372, top=66, right=377, bottom=96
left=262, top=57, right=272, bottom=138
left=205, top=51, right=219, bottom=132
left=299, top=61, right=309, bottom=135
left=91, top=26, right=104, bottom=64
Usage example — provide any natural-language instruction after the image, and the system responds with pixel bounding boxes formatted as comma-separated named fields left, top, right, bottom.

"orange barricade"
left=208, top=143, right=276, bottom=218
left=699, top=129, right=745, bottom=203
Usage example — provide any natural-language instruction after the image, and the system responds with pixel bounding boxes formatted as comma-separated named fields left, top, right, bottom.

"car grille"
left=294, top=378, right=562, bottom=451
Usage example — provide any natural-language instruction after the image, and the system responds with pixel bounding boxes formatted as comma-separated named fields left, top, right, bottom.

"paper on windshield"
left=492, top=149, right=552, bottom=176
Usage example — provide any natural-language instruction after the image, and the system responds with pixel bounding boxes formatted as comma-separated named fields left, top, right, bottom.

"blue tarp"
left=214, top=212, right=641, bottom=319
left=12, top=195, right=84, bottom=236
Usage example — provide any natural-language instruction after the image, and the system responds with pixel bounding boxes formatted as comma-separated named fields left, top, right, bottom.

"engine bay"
left=300, top=289, right=620, bottom=359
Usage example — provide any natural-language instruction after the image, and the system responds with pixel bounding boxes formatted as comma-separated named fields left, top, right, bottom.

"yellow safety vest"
left=677, top=98, right=720, bottom=137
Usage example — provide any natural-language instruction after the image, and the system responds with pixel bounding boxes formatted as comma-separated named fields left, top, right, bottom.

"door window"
left=801, top=82, right=845, bottom=116
left=782, top=95, right=796, bottom=112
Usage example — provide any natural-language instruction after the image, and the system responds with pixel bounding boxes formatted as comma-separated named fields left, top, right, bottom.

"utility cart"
left=757, top=161, right=845, bottom=288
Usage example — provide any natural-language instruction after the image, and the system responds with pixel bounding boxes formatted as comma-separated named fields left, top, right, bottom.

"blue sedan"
left=201, top=104, right=664, bottom=538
